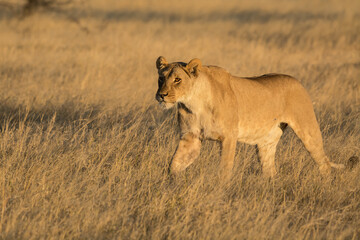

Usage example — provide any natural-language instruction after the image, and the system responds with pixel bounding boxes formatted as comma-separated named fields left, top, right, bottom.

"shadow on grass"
left=0, top=97, right=176, bottom=135
left=0, top=99, right=101, bottom=129
left=88, top=9, right=340, bottom=24
left=0, top=7, right=341, bottom=24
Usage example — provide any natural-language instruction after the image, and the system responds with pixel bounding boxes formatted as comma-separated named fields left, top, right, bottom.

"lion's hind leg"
left=287, top=112, right=344, bottom=176
left=257, top=127, right=283, bottom=178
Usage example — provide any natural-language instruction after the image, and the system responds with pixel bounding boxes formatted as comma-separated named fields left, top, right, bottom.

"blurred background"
left=1, top=0, right=358, bottom=108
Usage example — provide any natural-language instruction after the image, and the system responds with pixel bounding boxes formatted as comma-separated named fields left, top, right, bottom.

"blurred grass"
left=0, top=0, right=359, bottom=239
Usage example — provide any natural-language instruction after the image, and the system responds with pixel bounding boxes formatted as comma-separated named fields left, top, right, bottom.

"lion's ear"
left=186, top=58, right=202, bottom=76
left=156, top=56, right=168, bottom=70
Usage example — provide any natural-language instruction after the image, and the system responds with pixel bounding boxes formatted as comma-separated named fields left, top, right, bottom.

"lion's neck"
left=178, top=75, right=213, bottom=114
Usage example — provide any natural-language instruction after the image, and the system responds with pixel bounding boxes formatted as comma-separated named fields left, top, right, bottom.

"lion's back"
left=239, top=73, right=309, bottom=99
left=244, top=73, right=300, bottom=89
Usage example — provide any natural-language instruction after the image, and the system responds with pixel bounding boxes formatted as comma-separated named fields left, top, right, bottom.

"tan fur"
left=155, top=56, right=345, bottom=180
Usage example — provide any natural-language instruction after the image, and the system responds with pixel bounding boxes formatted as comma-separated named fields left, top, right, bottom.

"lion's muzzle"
left=155, top=91, right=168, bottom=102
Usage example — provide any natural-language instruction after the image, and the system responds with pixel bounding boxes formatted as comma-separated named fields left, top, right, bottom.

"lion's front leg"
left=169, top=133, right=201, bottom=174
left=219, top=137, right=237, bottom=181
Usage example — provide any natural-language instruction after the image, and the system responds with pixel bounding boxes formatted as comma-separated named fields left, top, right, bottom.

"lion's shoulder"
left=201, top=65, right=231, bottom=81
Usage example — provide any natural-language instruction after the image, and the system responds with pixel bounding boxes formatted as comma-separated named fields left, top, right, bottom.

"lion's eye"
left=174, top=77, right=182, bottom=83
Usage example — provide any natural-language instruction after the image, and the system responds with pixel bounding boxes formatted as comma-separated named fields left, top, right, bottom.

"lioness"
left=155, top=56, right=345, bottom=179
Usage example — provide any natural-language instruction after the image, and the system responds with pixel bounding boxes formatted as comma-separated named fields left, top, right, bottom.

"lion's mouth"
left=155, top=92, right=176, bottom=109
left=157, top=100, right=175, bottom=109
left=156, top=93, right=174, bottom=103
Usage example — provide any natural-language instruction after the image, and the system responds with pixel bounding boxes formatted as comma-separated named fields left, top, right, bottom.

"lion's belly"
left=236, top=118, right=282, bottom=145
left=201, top=123, right=277, bottom=144
left=237, top=127, right=270, bottom=145
left=196, top=104, right=283, bottom=144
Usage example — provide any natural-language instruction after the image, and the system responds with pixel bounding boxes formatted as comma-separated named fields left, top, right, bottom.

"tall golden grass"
left=0, top=0, right=359, bottom=239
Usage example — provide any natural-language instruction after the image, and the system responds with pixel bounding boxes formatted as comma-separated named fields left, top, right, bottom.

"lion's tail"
left=345, top=156, right=359, bottom=170
left=330, top=156, right=359, bottom=170
left=330, top=162, right=345, bottom=169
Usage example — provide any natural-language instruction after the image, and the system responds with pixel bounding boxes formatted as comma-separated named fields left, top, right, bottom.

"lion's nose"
left=156, top=92, right=168, bottom=102
left=159, top=92, right=168, bottom=99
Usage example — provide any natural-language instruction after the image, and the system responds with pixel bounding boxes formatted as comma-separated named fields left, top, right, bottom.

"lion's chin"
left=159, top=102, right=175, bottom=109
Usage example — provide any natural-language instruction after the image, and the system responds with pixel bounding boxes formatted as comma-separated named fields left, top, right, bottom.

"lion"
left=155, top=56, right=346, bottom=180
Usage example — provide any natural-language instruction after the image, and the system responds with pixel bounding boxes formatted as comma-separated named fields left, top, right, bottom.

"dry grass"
left=0, top=0, right=359, bottom=239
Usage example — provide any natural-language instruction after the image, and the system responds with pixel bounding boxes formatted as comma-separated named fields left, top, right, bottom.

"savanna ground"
left=0, top=0, right=359, bottom=239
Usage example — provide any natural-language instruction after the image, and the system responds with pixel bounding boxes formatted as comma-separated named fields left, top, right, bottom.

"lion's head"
left=155, top=56, right=202, bottom=109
